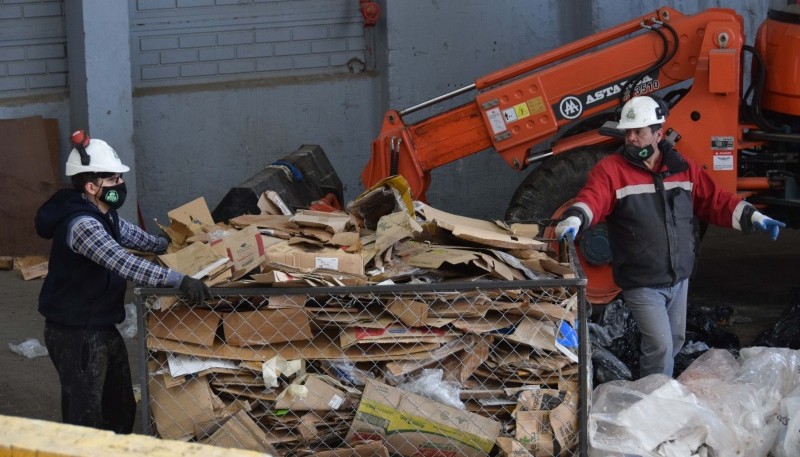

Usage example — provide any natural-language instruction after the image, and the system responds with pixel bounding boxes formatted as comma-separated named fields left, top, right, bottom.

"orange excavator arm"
left=361, top=7, right=745, bottom=201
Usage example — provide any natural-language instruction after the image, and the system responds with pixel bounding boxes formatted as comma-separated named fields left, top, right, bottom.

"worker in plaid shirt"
left=35, top=133, right=210, bottom=434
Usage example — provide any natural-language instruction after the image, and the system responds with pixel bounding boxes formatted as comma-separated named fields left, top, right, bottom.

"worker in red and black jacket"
left=35, top=133, right=211, bottom=433
left=555, top=95, right=786, bottom=378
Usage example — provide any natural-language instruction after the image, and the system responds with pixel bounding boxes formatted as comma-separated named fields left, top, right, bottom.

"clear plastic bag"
left=116, top=302, right=138, bottom=339
left=9, top=338, right=49, bottom=358
left=589, top=375, right=736, bottom=456
left=398, top=368, right=465, bottom=410
left=771, top=384, right=800, bottom=457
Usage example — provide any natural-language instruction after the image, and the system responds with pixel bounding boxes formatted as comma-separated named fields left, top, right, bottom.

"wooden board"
left=0, top=116, right=61, bottom=256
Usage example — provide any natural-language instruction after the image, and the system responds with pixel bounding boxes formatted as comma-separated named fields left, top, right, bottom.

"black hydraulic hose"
left=621, top=21, right=678, bottom=103
left=743, top=45, right=786, bottom=133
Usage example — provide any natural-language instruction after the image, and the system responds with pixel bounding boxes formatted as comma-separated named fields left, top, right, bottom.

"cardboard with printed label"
left=346, top=380, right=501, bottom=457
left=209, top=224, right=265, bottom=279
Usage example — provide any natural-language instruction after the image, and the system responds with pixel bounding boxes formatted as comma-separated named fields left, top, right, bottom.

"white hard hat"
left=65, top=138, right=130, bottom=176
left=616, top=96, right=668, bottom=129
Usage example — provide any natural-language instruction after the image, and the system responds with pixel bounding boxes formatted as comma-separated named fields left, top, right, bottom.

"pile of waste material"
left=143, top=176, right=584, bottom=456
left=589, top=347, right=800, bottom=457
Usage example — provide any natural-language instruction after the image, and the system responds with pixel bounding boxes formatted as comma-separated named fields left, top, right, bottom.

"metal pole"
left=399, top=84, right=476, bottom=116
left=135, top=288, right=151, bottom=435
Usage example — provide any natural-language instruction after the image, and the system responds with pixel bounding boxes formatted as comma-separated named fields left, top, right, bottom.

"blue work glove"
left=751, top=211, right=786, bottom=241
left=555, top=216, right=581, bottom=241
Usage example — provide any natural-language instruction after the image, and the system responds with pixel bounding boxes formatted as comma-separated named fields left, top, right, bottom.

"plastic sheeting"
left=589, top=347, right=800, bottom=457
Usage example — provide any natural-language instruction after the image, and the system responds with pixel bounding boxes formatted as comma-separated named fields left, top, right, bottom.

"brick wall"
left=130, top=0, right=367, bottom=88
left=0, top=0, right=66, bottom=94
left=0, top=0, right=366, bottom=96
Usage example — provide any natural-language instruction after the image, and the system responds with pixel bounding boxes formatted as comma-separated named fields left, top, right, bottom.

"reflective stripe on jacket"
left=566, top=142, right=754, bottom=289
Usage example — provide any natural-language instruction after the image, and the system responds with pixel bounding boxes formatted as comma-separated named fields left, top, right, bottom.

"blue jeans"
left=622, top=279, right=689, bottom=378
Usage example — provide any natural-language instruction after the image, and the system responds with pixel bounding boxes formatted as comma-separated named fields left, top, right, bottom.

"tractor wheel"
left=506, top=147, right=619, bottom=304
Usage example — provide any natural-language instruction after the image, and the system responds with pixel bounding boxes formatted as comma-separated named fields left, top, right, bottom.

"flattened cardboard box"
left=209, top=224, right=265, bottom=279
left=347, top=380, right=501, bottom=457
left=223, top=308, right=312, bottom=346
left=265, top=241, right=364, bottom=275
left=148, top=307, right=221, bottom=347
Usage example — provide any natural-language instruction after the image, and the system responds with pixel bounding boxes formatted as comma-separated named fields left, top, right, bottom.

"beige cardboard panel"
left=291, top=210, right=352, bottom=233
left=223, top=308, right=313, bottom=346
left=149, top=376, right=218, bottom=441
left=340, top=325, right=457, bottom=349
left=405, top=246, right=478, bottom=269
left=265, top=241, right=364, bottom=275
left=148, top=307, right=221, bottom=346
left=450, top=225, right=546, bottom=250
left=147, top=334, right=441, bottom=362
left=203, top=410, right=279, bottom=454
left=502, top=317, right=558, bottom=352
left=330, top=231, right=360, bottom=247
left=268, top=294, right=306, bottom=308
left=420, top=203, right=510, bottom=234
left=386, top=298, right=428, bottom=327
left=158, top=241, right=224, bottom=277
left=274, top=375, right=347, bottom=411
left=17, top=256, right=49, bottom=280
left=0, top=116, right=58, bottom=256
left=168, top=197, right=215, bottom=235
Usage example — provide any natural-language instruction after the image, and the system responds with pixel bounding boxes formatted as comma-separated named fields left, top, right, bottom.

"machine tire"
left=506, top=148, right=610, bottom=224
left=506, top=147, right=618, bottom=304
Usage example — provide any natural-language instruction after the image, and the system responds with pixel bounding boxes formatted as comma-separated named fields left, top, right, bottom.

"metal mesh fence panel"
left=136, top=274, right=589, bottom=456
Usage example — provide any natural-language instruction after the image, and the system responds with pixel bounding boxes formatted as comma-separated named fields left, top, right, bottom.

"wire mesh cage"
left=136, top=246, right=589, bottom=457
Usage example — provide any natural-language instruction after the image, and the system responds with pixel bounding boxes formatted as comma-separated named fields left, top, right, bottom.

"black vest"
left=37, top=191, right=127, bottom=328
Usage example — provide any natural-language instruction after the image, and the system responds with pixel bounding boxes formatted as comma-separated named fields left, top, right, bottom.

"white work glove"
left=555, top=216, right=581, bottom=241
left=751, top=211, right=786, bottom=241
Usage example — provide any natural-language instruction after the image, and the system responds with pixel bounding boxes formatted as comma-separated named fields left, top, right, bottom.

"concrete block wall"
left=0, top=0, right=66, bottom=94
left=0, top=0, right=774, bottom=225
left=130, top=0, right=367, bottom=88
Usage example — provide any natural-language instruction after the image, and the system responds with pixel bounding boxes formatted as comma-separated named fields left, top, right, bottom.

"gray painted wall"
left=0, top=0, right=771, bottom=229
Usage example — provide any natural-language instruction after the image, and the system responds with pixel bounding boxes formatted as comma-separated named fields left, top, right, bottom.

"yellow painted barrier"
left=0, top=415, right=272, bottom=457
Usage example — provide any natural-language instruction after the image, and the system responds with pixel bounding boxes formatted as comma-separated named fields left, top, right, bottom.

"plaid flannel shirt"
left=68, top=215, right=182, bottom=287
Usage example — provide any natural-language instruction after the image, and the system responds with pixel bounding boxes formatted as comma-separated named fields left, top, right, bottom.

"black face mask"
left=622, top=144, right=656, bottom=163
left=98, top=182, right=127, bottom=210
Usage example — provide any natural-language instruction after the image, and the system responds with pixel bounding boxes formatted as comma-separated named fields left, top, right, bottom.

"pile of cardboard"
left=144, top=178, right=582, bottom=456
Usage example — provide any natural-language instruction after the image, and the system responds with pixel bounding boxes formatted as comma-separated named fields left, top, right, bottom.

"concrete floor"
left=0, top=225, right=798, bottom=431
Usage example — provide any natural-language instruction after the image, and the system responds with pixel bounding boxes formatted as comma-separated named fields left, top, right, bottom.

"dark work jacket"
left=566, top=142, right=754, bottom=289
left=36, top=189, right=126, bottom=327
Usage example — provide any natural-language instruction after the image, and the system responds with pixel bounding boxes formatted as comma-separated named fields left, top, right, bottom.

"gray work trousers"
left=622, top=279, right=689, bottom=378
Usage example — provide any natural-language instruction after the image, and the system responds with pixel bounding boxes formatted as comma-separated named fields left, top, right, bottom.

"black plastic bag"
left=754, top=287, right=800, bottom=348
